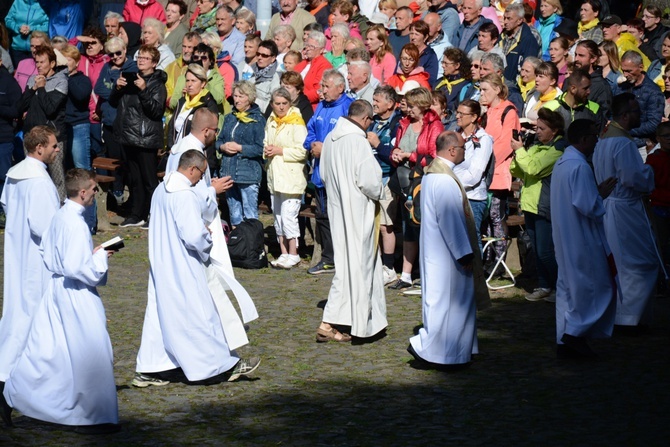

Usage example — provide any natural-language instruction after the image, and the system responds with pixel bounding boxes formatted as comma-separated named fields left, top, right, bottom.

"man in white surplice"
left=552, top=120, right=618, bottom=359
left=0, top=126, right=60, bottom=384
left=2, top=169, right=119, bottom=433
left=593, top=94, right=659, bottom=331
left=316, top=100, right=387, bottom=343
left=408, top=131, right=490, bottom=367
left=134, top=150, right=260, bottom=387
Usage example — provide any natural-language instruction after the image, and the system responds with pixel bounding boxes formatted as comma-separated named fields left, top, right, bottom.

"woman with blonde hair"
left=365, top=24, right=396, bottom=83
left=235, top=8, right=257, bottom=35
left=523, top=61, right=562, bottom=123
left=479, top=73, right=520, bottom=274
left=139, top=18, right=175, bottom=70
left=264, top=87, right=308, bottom=269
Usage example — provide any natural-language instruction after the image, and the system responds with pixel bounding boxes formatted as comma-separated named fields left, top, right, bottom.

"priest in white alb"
left=0, top=126, right=60, bottom=384
left=133, top=150, right=260, bottom=387
left=317, top=100, right=387, bottom=343
left=552, top=119, right=618, bottom=358
left=593, top=94, right=659, bottom=330
left=2, top=169, right=119, bottom=433
left=408, top=131, right=491, bottom=368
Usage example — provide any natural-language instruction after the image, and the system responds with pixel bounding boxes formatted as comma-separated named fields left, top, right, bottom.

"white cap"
left=368, top=12, right=389, bottom=25
left=396, top=80, right=421, bottom=96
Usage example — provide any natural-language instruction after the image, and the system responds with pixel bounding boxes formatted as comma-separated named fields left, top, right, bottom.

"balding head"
left=424, top=13, right=442, bottom=38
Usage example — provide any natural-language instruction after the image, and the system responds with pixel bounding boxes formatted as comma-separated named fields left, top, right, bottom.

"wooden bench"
left=92, top=157, right=122, bottom=232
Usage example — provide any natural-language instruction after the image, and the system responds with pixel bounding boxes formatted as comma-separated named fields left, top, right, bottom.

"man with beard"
left=572, top=39, right=612, bottom=120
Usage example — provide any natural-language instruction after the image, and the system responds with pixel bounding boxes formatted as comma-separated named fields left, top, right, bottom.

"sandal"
left=316, top=327, right=352, bottom=343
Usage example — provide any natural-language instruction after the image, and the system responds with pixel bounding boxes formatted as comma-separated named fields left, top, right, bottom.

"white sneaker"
left=526, top=288, right=551, bottom=302
left=382, top=266, right=397, bottom=285
left=271, top=254, right=288, bottom=267
left=277, top=254, right=301, bottom=269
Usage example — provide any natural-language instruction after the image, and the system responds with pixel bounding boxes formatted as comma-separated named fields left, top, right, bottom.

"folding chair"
left=482, top=236, right=516, bottom=290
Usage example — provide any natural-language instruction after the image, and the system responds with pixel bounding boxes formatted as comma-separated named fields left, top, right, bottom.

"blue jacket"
left=613, top=75, right=665, bottom=147
left=38, top=0, right=91, bottom=39
left=217, top=104, right=266, bottom=184
left=534, top=13, right=562, bottom=62
left=94, top=58, right=138, bottom=127
left=419, top=45, right=439, bottom=88
left=0, top=66, right=22, bottom=143
left=5, top=0, right=49, bottom=53
left=455, top=16, right=492, bottom=55
left=304, top=93, right=355, bottom=188
left=65, top=71, right=91, bottom=126
left=503, top=23, right=541, bottom=82
left=369, top=108, right=402, bottom=178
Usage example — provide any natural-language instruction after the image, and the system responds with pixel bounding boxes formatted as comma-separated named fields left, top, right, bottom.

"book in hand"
left=101, top=236, right=125, bottom=251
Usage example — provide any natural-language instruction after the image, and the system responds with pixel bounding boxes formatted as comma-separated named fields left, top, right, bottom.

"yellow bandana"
left=183, top=88, right=210, bottom=111
left=517, top=77, right=535, bottom=101
left=534, top=87, right=559, bottom=110
left=233, top=110, right=258, bottom=124
left=271, top=109, right=305, bottom=127
left=435, top=76, right=465, bottom=94
left=578, top=18, right=600, bottom=35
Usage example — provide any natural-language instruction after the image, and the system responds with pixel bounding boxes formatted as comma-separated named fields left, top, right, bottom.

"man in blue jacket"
left=455, top=0, right=492, bottom=55
left=500, top=2, right=541, bottom=83
left=303, top=69, right=354, bottom=275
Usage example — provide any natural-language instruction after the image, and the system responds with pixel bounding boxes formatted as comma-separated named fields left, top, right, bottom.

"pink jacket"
left=78, top=53, right=110, bottom=122
left=483, top=99, right=520, bottom=191
left=370, top=52, right=396, bottom=86
left=123, top=0, right=166, bottom=25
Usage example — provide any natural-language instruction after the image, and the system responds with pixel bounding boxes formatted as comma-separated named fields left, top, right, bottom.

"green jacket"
left=510, top=136, right=566, bottom=217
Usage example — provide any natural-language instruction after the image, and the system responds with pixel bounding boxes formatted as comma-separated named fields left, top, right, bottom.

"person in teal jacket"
left=5, top=0, right=49, bottom=65
left=510, top=107, right=566, bottom=303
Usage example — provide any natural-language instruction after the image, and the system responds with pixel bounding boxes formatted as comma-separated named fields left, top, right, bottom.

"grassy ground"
left=1, top=216, right=669, bottom=446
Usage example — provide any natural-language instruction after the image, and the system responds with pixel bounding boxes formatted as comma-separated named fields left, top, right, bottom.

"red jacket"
left=386, top=67, right=431, bottom=92
left=123, top=0, right=166, bottom=25
left=394, top=109, right=444, bottom=166
left=294, top=55, right=333, bottom=109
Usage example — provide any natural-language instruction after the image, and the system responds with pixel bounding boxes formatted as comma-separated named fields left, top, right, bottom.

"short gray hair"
left=233, top=80, right=257, bottom=104
left=506, top=3, right=525, bottom=20
left=481, top=53, right=505, bottom=73
left=348, top=99, right=373, bottom=120
left=322, top=69, right=346, bottom=87
left=348, top=60, right=371, bottom=76
left=143, top=18, right=166, bottom=44
left=271, top=87, right=292, bottom=103
left=178, top=149, right=207, bottom=170
left=104, top=11, right=124, bottom=23
left=621, top=50, right=643, bottom=66
left=273, top=24, right=296, bottom=44
left=307, top=31, right=326, bottom=49
left=330, top=23, right=350, bottom=39
left=373, top=85, right=397, bottom=104
left=105, top=36, right=126, bottom=53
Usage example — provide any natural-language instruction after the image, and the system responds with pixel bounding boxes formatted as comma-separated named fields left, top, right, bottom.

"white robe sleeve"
left=26, top=177, right=59, bottom=239
left=355, top=143, right=384, bottom=201
left=174, top=190, right=213, bottom=263
left=59, top=227, right=108, bottom=287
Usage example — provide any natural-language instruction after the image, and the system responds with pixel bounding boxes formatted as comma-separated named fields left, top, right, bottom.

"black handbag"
left=388, top=163, right=412, bottom=197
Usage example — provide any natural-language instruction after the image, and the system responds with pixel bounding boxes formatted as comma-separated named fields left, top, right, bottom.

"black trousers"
left=315, top=186, right=334, bottom=264
left=125, top=145, right=158, bottom=221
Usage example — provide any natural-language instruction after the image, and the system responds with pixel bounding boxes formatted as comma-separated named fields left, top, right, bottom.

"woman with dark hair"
left=510, top=108, right=566, bottom=302
left=408, top=21, right=438, bottom=87
left=388, top=87, right=444, bottom=290
left=435, top=47, right=472, bottom=113
left=468, top=22, right=505, bottom=66
left=387, top=44, right=431, bottom=93
left=77, top=26, right=108, bottom=161
left=111, top=44, right=167, bottom=228
left=366, top=24, right=396, bottom=84
left=277, top=70, right=313, bottom=123
left=453, top=99, right=493, bottom=249
left=578, top=0, right=603, bottom=44
left=167, top=64, right=218, bottom=148
left=118, top=21, right=142, bottom=59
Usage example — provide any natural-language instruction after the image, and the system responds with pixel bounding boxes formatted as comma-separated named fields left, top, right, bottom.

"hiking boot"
left=132, top=372, right=169, bottom=388
left=227, top=357, right=261, bottom=382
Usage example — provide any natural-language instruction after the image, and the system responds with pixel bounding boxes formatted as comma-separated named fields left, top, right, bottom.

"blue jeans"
left=469, top=199, right=487, bottom=253
left=68, top=123, right=91, bottom=169
left=226, top=183, right=259, bottom=225
left=524, top=212, right=557, bottom=290
left=90, top=123, right=104, bottom=157
left=0, top=141, right=14, bottom=203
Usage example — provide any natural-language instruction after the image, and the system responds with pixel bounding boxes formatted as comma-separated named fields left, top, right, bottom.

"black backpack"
left=227, top=219, right=268, bottom=269
left=406, top=153, right=432, bottom=226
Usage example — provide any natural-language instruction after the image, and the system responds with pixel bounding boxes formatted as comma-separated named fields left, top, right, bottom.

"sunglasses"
left=256, top=52, right=273, bottom=58
left=192, top=55, right=209, bottom=61
left=107, top=50, right=123, bottom=57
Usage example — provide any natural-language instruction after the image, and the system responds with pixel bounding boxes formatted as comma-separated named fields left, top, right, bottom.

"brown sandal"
left=316, top=327, right=352, bottom=343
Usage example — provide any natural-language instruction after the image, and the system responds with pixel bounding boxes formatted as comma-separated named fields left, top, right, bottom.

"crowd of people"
left=0, top=0, right=669, bottom=435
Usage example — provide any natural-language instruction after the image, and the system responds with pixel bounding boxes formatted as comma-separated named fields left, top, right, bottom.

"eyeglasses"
left=450, top=145, right=465, bottom=151
left=256, top=52, right=273, bottom=58
left=193, top=165, right=206, bottom=179
left=107, top=50, right=123, bottom=57
left=137, top=56, right=152, bottom=61
left=472, top=63, right=480, bottom=68
left=192, top=55, right=209, bottom=61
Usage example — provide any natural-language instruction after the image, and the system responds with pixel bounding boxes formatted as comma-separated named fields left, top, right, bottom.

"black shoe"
left=0, top=381, right=13, bottom=427
left=119, top=217, right=145, bottom=228
left=388, top=279, right=412, bottom=290
left=558, top=334, right=598, bottom=359
left=74, top=423, right=122, bottom=435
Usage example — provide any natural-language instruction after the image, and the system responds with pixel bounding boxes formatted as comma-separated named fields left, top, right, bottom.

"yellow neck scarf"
left=234, top=109, right=258, bottom=124
left=534, top=88, right=558, bottom=110
left=517, top=77, right=535, bottom=101
left=272, top=109, right=305, bottom=127
left=578, top=18, right=599, bottom=35
left=183, top=89, right=209, bottom=111
left=435, top=77, right=465, bottom=94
